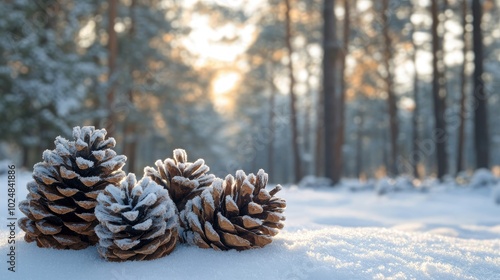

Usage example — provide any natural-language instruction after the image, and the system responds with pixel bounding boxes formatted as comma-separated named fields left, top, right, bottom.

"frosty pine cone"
left=145, top=149, right=215, bottom=212
left=95, top=174, right=178, bottom=261
left=18, top=126, right=127, bottom=250
left=181, top=169, right=286, bottom=251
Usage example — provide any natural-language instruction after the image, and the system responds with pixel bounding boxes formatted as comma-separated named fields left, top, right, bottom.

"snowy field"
left=1, top=171, right=499, bottom=279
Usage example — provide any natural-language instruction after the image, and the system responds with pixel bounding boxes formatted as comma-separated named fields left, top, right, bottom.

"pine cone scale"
left=74, top=212, right=96, bottom=222
left=35, top=220, right=62, bottom=235
left=220, top=231, right=251, bottom=248
left=36, top=184, right=65, bottom=201
left=216, top=213, right=237, bottom=233
left=203, top=221, right=220, bottom=243
left=56, top=187, right=79, bottom=197
left=192, top=232, right=211, bottom=249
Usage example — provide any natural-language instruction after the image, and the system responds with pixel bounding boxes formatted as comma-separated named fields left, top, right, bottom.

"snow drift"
left=1, top=171, right=499, bottom=279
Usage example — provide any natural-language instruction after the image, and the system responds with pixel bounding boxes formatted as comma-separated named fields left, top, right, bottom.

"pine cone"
left=144, top=149, right=215, bottom=212
left=18, top=126, right=127, bottom=250
left=95, top=174, right=178, bottom=262
left=181, top=169, right=286, bottom=251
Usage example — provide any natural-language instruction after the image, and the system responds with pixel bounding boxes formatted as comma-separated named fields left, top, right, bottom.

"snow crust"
left=1, top=171, right=499, bottom=279
left=75, top=157, right=94, bottom=169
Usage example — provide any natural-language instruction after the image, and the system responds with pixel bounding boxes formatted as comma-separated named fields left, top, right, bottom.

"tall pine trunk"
left=382, top=0, right=398, bottom=176
left=315, top=84, right=324, bottom=177
left=332, top=0, right=349, bottom=183
left=431, top=0, right=449, bottom=179
left=355, top=112, right=364, bottom=178
left=106, top=0, right=118, bottom=136
left=323, top=0, right=338, bottom=185
left=267, top=61, right=276, bottom=177
left=457, top=0, right=468, bottom=173
left=284, top=0, right=302, bottom=183
left=123, top=0, right=138, bottom=173
left=302, top=82, right=312, bottom=176
left=411, top=1, right=420, bottom=179
left=472, top=0, right=490, bottom=169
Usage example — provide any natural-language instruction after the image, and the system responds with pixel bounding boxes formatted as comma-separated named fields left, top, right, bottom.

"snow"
left=132, top=219, right=153, bottom=231
left=91, top=150, right=105, bottom=161
left=79, top=176, right=101, bottom=187
left=75, top=157, right=94, bottom=169
left=134, top=193, right=158, bottom=209
left=469, top=168, right=498, bottom=189
left=1, top=171, right=500, bottom=279
left=495, top=184, right=500, bottom=205
left=99, top=155, right=127, bottom=171
left=114, top=239, right=141, bottom=251
left=122, top=210, right=140, bottom=222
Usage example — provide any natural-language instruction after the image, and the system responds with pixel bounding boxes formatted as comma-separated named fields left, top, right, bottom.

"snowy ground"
left=1, top=172, right=499, bottom=279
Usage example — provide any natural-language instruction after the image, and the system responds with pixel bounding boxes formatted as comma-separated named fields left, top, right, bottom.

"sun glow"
left=182, top=15, right=257, bottom=67
left=211, top=70, right=241, bottom=113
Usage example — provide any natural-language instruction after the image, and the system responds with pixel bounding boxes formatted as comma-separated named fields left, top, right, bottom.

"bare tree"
left=472, top=0, right=490, bottom=169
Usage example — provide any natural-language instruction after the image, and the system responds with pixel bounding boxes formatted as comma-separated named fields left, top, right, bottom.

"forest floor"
left=0, top=171, right=499, bottom=279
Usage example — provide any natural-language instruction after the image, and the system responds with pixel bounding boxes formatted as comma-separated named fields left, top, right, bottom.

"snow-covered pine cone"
left=95, top=174, right=178, bottom=262
left=181, top=169, right=286, bottom=251
left=144, top=149, right=215, bottom=212
left=18, top=126, right=127, bottom=250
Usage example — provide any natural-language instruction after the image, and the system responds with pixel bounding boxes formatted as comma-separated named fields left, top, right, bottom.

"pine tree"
left=144, top=149, right=215, bottom=212
left=95, top=174, right=178, bottom=261
left=181, top=169, right=286, bottom=251
left=0, top=1, right=102, bottom=167
left=18, top=126, right=127, bottom=249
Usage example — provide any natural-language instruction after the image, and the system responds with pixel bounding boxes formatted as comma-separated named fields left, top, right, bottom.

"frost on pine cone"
left=144, top=149, right=215, bottom=212
left=181, top=169, right=286, bottom=251
left=18, top=126, right=127, bottom=250
left=95, top=174, right=178, bottom=262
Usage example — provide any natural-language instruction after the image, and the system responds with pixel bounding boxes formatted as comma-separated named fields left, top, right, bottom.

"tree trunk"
left=267, top=62, right=276, bottom=177
left=472, top=0, right=489, bottom=169
left=431, top=0, right=449, bottom=179
left=123, top=124, right=137, bottom=172
left=302, top=85, right=312, bottom=176
left=123, top=0, right=137, bottom=173
left=91, top=2, right=103, bottom=129
left=315, top=94, right=324, bottom=177
left=21, top=144, right=29, bottom=168
left=382, top=0, right=398, bottom=176
left=332, top=0, right=349, bottom=183
left=322, top=0, right=338, bottom=185
left=410, top=1, right=420, bottom=179
left=382, top=129, right=389, bottom=174
left=355, top=112, right=364, bottom=178
left=457, top=0, right=468, bottom=173
left=284, top=0, right=302, bottom=183
left=106, top=0, right=118, bottom=136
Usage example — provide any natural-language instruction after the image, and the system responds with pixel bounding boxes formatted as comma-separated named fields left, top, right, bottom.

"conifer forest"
left=1, top=0, right=499, bottom=184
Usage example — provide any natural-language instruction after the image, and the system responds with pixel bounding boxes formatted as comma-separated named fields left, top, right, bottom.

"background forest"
left=1, top=0, right=499, bottom=185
